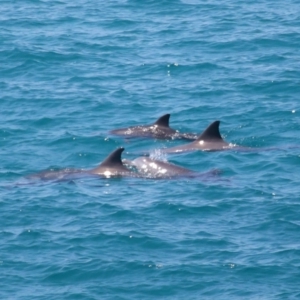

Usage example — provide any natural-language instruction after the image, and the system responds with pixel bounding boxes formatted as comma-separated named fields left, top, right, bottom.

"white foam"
left=149, top=149, right=168, bottom=161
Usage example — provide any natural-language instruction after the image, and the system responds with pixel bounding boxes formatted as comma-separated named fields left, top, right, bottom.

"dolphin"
left=110, top=114, right=198, bottom=140
left=27, top=148, right=135, bottom=181
left=123, top=156, right=220, bottom=179
left=159, top=121, right=240, bottom=153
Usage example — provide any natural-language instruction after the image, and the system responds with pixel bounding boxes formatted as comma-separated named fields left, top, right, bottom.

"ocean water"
left=1, top=0, right=300, bottom=299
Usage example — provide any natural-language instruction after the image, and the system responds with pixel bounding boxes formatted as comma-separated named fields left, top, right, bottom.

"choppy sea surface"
left=1, top=1, right=300, bottom=299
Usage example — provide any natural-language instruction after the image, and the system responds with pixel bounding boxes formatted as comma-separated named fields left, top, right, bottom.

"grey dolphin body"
left=27, top=148, right=134, bottom=181
left=160, top=121, right=239, bottom=154
left=123, top=157, right=195, bottom=178
left=110, top=114, right=198, bottom=140
left=123, top=157, right=220, bottom=179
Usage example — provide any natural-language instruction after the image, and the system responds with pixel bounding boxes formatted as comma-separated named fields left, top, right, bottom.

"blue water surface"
left=1, top=0, right=300, bottom=299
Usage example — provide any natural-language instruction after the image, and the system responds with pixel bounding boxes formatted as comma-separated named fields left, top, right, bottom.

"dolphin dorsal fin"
left=154, top=114, right=170, bottom=127
left=99, top=147, right=125, bottom=167
left=197, top=121, right=223, bottom=141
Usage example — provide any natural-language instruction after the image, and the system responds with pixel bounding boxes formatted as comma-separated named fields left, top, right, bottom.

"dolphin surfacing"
left=123, top=156, right=195, bottom=178
left=160, top=121, right=239, bottom=153
left=123, top=156, right=220, bottom=179
left=27, top=148, right=134, bottom=181
left=110, top=114, right=198, bottom=140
